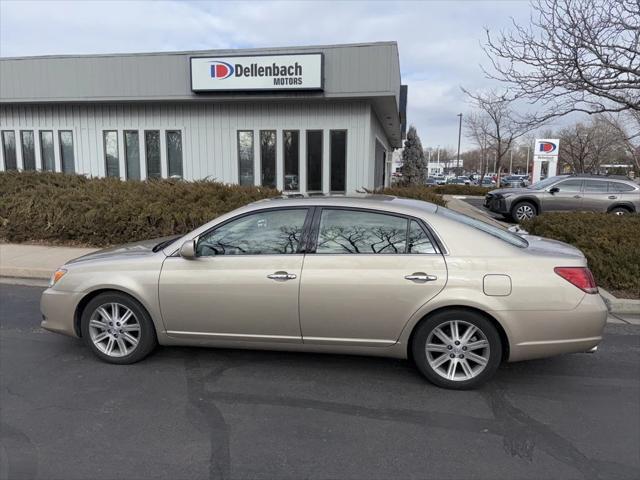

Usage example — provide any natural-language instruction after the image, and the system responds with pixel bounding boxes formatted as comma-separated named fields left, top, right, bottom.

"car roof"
left=248, top=194, right=440, bottom=215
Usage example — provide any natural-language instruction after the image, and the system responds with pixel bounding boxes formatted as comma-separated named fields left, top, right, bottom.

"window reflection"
left=103, top=130, right=119, bottom=177
left=407, top=220, right=435, bottom=253
left=197, top=209, right=308, bottom=256
left=316, top=209, right=407, bottom=254
left=237, top=131, right=254, bottom=186
left=20, top=131, right=36, bottom=171
left=260, top=130, right=276, bottom=188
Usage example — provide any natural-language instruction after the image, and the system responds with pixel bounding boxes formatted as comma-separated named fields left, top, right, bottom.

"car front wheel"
left=511, top=201, right=537, bottom=222
left=80, top=292, right=157, bottom=364
left=411, top=310, right=502, bottom=389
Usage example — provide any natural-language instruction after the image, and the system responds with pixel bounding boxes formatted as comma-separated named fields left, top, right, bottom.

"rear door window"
left=583, top=180, right=608, bottom=193
left=315, top=209, right=408, bottom=254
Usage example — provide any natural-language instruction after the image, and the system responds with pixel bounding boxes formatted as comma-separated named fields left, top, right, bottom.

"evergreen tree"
left=401, top=126, right=427, bottom=185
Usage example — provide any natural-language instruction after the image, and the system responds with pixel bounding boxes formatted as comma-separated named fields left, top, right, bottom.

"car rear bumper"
left=501, top=293, right=608, bottom=362
left=40, top=288, right=81, bottom=338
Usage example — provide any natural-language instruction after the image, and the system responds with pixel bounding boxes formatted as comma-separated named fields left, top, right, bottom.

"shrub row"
left=431, top=185, right=492, bottom=196
left=521, top=212, right=640, bottom=298
left=0, top=172, right=280, bottom=246
left=375, top=185, right=448, bottom=206
left=0, top=172, right=447, bottom=247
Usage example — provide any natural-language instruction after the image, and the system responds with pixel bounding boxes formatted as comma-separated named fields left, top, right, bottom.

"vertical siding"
left=0, top=100, right=385, bottom=193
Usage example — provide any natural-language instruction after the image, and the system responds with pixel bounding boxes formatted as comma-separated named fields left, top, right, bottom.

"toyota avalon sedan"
left=41, top=196, right=607, bottom=389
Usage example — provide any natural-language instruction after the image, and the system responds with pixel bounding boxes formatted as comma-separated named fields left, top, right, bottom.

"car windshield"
left=435, top=207, right=529, bottom=248
left=528, top=176, right=564, bottom=190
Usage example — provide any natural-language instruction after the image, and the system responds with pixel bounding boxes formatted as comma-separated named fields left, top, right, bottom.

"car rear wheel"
left=511, top=201, right=537, bottom=222
left=609, top=206, right=630, bottom=216
left=80, top=292, right=157, bottom=364
left=411, top=310, right=502, bottom=389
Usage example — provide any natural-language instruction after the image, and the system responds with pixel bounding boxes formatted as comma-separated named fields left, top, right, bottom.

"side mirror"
left=180, top=239, right=196, bottom=259
left=549, top=186, right=559, bottom=194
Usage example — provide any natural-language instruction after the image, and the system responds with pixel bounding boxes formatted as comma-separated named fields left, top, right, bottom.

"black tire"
left=80, top=292, right=157, bottom=364
left=510, top=201, right=537, bottom=223
left=411, top=309, right=502, bottom=390
left=609, top=206, right=630, bottom=216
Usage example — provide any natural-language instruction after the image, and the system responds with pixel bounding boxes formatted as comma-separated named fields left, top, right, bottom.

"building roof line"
left=0, top=41, right=399, bottom=61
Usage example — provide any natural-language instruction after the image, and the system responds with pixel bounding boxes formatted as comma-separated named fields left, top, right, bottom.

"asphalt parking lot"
left=1, top=283, right=639, bottom=480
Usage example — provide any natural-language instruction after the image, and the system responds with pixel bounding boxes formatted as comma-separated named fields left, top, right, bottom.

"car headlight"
left=49, top=268, right=67, bottom=287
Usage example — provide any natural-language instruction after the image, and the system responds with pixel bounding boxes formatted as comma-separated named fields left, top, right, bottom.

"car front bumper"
left=484, top=194, right=510, bottom=214
left=40, top=288, right=82, bottom=338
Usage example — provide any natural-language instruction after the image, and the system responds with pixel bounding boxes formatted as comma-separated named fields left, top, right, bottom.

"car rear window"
left=608, top=181, right=636, bottom=192
left=435, top=207, right=528, bottom=248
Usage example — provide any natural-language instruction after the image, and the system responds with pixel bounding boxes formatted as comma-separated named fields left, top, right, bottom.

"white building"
left=0, top=42, right=407, bottom=194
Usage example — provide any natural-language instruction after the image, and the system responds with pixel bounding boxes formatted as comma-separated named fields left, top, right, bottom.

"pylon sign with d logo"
left=532, top=139, right=560, bottom=183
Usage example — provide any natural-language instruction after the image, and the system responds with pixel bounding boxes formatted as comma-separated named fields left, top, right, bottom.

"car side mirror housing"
left=180, top=239, right=196, bottom=259
left=549, top=186, right=559, bottom=194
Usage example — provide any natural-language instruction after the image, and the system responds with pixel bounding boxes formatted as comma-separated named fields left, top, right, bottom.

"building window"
left=306, top=130, right=323, bottom=192
left=1, top=131, right=17, bottom=171
left=103, top=130, right=119, bottom=178
left=166, top=130, right=183, bottom=178
left=145, top=130, right=161, bottom=179
left=283, top=130, right=299, bottom=191
left=330, top=130, right=347, bottom=192
left=260, top=130, right=276, bottom=188
left=58, top=130, right=75, bottom=173
left=124, top=131, right=140, bottom=180
left=20, top=130, right=36, bottom=171
left=39, top=131, right=55, bottom=172
left=237, top=130, right=254, bottom=186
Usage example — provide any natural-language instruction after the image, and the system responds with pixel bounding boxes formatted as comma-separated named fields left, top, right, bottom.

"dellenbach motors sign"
left=190, top=54, right=323, bottom=92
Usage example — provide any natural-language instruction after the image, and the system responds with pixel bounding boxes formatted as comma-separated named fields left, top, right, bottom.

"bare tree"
left=462, top=89, right=539, bottom=186
left=603, top=111, right=640, bottom=172
left=464, top=112, right=493, bottom=183
left=558, top=115, right=629, bottom=172
left=483, top=0, right=640, bottom=120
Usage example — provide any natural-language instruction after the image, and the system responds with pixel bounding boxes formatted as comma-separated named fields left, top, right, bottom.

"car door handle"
left=608, top=195, right=618, bottom=199
left=573, top=195, right=582, bottom=198
left=404, top=272, right=437, bottom=282
left=267, top=271, right=297, bottom=281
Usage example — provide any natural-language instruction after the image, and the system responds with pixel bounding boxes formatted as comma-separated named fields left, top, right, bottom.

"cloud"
left=0, top=0, right=534, bottom=149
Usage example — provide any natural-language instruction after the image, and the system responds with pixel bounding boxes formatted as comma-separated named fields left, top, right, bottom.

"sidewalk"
left=443, top=195, right=510, bottom=229
left=0, top=243, right=97, bottom=279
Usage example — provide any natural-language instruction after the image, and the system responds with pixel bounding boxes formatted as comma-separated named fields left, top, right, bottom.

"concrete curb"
left=600, top=288, right=640, bottom=315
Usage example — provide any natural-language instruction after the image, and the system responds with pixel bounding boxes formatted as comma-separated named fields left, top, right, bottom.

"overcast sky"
left=0, top=0, right=534, bottom=151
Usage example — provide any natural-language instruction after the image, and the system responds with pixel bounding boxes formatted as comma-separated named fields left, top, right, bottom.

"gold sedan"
left=41, top=196, right=607, bottom=389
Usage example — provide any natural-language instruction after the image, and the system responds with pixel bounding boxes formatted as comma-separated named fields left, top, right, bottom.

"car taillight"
left=554, top=267, right=598, bottom=294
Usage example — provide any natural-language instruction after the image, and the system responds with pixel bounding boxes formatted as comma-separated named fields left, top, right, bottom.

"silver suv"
left=484, top=175, right=640, bottom=222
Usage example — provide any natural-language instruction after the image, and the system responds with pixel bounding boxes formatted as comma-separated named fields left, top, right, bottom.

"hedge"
left=431, top=185, right=492, bottom=196
left=374, top=185, right=448, bottom=206
left=0, top=171, right=279, bottom=246
left=0, top=172, right=447, bottom=247
left=521, top=212, right=640, bottom=298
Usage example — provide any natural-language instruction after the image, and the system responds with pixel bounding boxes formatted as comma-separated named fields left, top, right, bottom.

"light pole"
left=456, top=113, right=463, bottom=172
left=436, top=145, right=441, bottom=175
left=509, top=149, right=513, bottom=174
left=526, top=144, right=530, bottom=176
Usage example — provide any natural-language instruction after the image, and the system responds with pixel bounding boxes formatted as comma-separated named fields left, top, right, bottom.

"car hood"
left=66, top=235, right=181, bottom=265
left=487, top=187, right=534, bottom=196
left=522, top=235, right=585, bottom=259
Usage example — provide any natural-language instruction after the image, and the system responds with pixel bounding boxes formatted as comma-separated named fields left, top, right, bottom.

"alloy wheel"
left=425, top=320, right=491, bottom=381
left=515, top=204, right=535, bottom=221
left=88, top=302, right=141, bottom=357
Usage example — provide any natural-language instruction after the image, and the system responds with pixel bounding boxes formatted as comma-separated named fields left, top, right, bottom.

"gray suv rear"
left=484, top=175, right=640, bottom=222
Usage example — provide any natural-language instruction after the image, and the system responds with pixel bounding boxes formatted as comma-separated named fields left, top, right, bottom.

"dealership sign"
left=534, top=139, right=560, bottom=157
left=190, top=54, right=323, bottom=92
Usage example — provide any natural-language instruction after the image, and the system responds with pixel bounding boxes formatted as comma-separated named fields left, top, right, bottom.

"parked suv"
left=484, top=175, right=640, bottom=222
